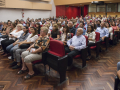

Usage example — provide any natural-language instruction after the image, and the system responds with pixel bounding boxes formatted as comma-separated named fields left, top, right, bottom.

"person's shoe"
left=9, top=61, right=17, bottom=67
left=8, top=56, right=12, bottom=60
left=12, top=65, right=21, bottom=69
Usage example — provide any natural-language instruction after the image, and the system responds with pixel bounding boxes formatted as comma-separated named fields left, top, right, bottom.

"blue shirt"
left=0, top=25, right=3, bottom=31
left=96, top=27, right=109, bottom=38
left=84, top=24, right=88, bottom=31
left=67, top=35, right=86, bottom=51
left=75, top=28, right=86, bottom=35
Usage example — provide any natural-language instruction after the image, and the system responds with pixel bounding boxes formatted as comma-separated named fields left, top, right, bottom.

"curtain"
left=84, top=5, right=88, bottom=17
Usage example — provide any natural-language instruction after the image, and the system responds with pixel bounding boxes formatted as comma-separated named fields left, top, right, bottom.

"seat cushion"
left=48, top=50, right=62, bottom=57
left=32, top=59, right=42, bottom=64
left=90, top=46, right=96, bottom=49
left=74, top=55, right=81, bottom=59
left=102, top=42, right=105, bottom=44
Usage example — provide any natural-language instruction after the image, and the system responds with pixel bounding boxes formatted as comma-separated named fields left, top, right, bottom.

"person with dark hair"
left=61, top=26, right=71, bottom=44
left=105, top=23, right=113, bottom=40
left=75, top=22, right=86, bottom=35
left=85, top=25, right=96, bottom=59
left=36, top=23, right=41, bottom=34
left=91, top=22, right=97, bottom=31
left=96, top=20, right=101, bottom=28
left=7, top=21, right=12, bottom=27
left=6, top=26, right=30, bottom=61
left=9, top=27, right=38, bottom=69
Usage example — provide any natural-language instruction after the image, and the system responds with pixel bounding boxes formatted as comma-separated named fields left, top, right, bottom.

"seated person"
left=18, top=27, right=50, bottom=79
left=68, top=21, right=76, bottom=35
left=65, top=28, right=86, bottom=68
left=50, top=24, right=60, bottom=40
left=96, top=22, right=109, bottom=42
left=6, top=26, right=30, bottom=61
left=85, top=25, right=96, bottom=59
left=75, top=22, right=86, bottom=35
left=1, top=24, right=23, bottom=56
left=105, top=23, right=113, bottom=40
left=60, top=26, right=71, bottom=45
left=9, top=27, right=38, bottom=69
left=84, top=20, right=90, bottom=31
left=111, top=22, right=119, bottom=32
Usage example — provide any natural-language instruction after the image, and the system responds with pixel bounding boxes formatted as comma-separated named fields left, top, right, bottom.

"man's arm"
left=105, top=28, right=109, bottom=37
left=67, top=38, right=72, bottom=47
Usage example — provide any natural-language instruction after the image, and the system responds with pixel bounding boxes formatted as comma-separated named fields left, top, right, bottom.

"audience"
left=96, top=22, right=109, bottom=41
left=9, top=27, right=38, bottom=69
left=85, top=25, right=96, bottom=59
left=105, top=23, right=113, bottom=40
left=65, top=28, right=86, bottom=68
left=0, top=15, right=120, bottom=80
left=50, top=24, right=60, bottom=39
left=18, top=27, right=50, bottom=79
left=6, top=26, right=30, bottom=61
left=68, top=21, right=76, bottom=35
left=1, top=24, right=23, bottom=56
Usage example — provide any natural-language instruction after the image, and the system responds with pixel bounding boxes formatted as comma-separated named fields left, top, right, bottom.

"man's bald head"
left=76, top=28, right=83, bottom=36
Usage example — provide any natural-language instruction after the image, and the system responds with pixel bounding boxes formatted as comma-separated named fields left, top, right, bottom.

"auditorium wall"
left=0, top=0, right=56, bottom=22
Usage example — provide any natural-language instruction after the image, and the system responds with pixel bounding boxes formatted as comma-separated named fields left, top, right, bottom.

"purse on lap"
left=19, top=44, right=30, bottom=49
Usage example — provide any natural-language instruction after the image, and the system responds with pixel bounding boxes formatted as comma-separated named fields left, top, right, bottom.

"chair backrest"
left=83, top=35, right=88, bottom=46
left=49, top=40, right=65, bottom=57
left=49, top=37, right=53, bottom=40
left=95, top=32, right=100, bottom=42
left=71, top=33, right=74, bottom=38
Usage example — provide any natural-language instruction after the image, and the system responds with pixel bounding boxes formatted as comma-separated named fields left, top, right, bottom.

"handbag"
left=19, top=44, right=30, bottom=49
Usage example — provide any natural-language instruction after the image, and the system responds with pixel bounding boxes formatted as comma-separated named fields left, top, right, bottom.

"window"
left=97, top=5, right=105, bottom=12
left=107, top=4, right=117, bottom=12
left=118, top=3, right=120, bottom=12
left=89, top=4, right=96, bottom=12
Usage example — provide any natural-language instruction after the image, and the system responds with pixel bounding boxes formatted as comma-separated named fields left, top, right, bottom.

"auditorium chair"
left=72, top=35, right=88, bottom=68
left=90, top=32, right=100, bottom=58
left=45, top=40, right=68, bottom=83
left=114, top=75, right=120, bottom=90
left=109, top=29, right=118, bottom=45
left=32, top=37, right=53, bottom=74
left=101, top=37, right=109, bottom=51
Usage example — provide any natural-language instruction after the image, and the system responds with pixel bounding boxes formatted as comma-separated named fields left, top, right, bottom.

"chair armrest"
left=114, top=75, right=120, bottom=90
left=58, top=55, right=68, bottom=72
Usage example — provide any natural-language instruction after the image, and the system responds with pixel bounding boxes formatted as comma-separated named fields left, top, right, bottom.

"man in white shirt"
left=65, top=28, right=86, bottom=67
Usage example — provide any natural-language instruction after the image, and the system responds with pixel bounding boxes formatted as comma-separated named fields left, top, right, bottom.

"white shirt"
left=26, top=34, right=38, bottom=43
left=39, top=22, right=42, bottom=25
left=108, top=27, right=113, bottom=33
left=9, top=30, right=23, bottom=40
left=85, top=31, right=96, bottom=43
left=61, top=33, right=66, bottom=41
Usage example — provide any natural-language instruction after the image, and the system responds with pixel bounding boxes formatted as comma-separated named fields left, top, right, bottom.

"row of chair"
left=31, top=30, right=119, bottom=84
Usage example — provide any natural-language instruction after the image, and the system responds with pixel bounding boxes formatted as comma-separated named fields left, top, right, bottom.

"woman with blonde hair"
left=1, top=24, right=23, bottom=56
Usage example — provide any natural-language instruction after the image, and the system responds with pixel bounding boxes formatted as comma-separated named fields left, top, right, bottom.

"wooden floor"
left=0, top=43, right=119, bottom=90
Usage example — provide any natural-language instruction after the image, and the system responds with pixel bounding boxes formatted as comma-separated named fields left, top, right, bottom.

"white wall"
left=0, top=0, right=56, bottom=22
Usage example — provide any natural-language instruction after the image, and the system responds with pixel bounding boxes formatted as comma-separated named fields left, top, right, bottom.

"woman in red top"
left=111, top=22, right=119, bottom=32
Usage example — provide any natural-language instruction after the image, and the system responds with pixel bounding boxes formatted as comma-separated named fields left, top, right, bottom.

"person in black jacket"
left=68, top=21, right=76, bottom=35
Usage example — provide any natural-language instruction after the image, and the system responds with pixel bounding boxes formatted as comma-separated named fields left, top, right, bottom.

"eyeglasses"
left=23, top=28, right=26, bottom=29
